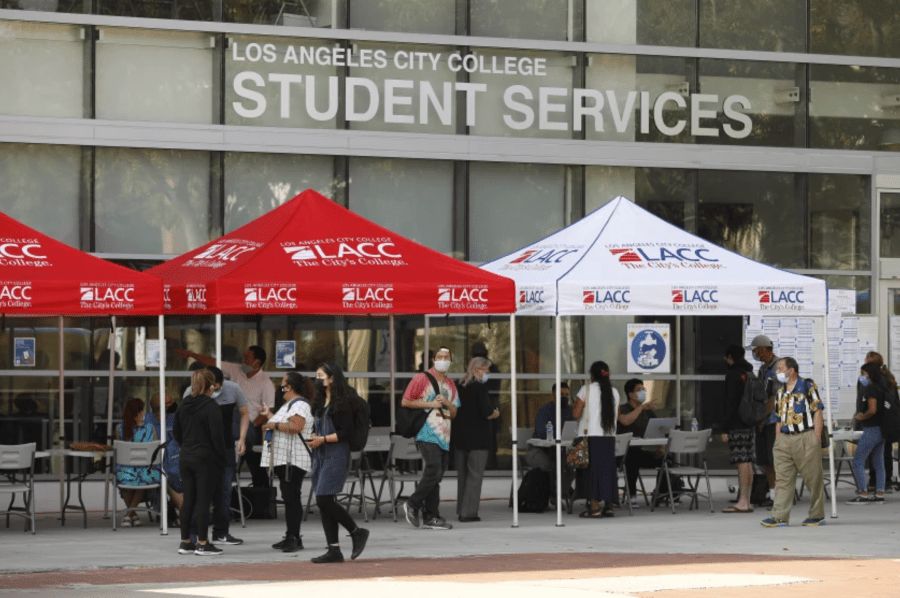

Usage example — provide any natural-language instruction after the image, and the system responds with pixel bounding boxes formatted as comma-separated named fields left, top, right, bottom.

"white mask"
left=211, top=390, right=222, bottom=399
left=240, top=363, right=254, bottom=375
left=434, top=360, right=451, bottom=373
left=636, top=390, right=647, bottom=403
left=480, top=373, right=490, bottom=383
left=775, top=372, right=789, bottom=384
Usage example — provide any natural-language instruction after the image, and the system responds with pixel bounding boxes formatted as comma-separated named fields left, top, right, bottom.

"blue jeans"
left=852, top=427, right=885, bottom=494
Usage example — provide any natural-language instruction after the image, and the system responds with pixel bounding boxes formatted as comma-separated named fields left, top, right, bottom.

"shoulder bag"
left=566, top=389, right=590, bottom=469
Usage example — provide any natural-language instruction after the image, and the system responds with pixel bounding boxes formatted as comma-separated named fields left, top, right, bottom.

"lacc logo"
left=0, top=243, right=45, bottom=259
left=0, top=285, right=32, bottom=301
left=759, top=288, right=805, bottom=311
left=611, top=247, right=718, bottom=263
left=194, top=243, right=256, bottom=262
left=285, top=242, right=401, bottom=261
left=342, top=286, right=393, bottom=302
left=519, top=290, right=545, bottom=304
left=80, top=286, right=134, bottom=302
left=438, top=288, right=488, bottom=303
left=186, top=288, right=207, bottom=303
left=672, top=289, right=718, bottom=303
left=509, top=249, right=578, bottom=265
left=583, top=290, right=630, bottom=304
left=246, top=286, right=297, bottom=303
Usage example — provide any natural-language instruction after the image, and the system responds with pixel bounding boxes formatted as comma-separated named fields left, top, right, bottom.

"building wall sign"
left=230, top=43, right=753, bottom=139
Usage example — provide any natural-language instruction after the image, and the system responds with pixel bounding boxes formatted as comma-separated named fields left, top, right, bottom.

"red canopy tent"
left=0, top=211, right=165, bottom=525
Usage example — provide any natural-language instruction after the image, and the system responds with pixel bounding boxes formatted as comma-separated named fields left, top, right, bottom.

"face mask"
left=434, top=360, right=451, bottom=373
left=859, top=376, right=870, bottom=387
left=280, top=386, right=288, bottom=394
left=210, top=390, right=222, bottom=399
left=315, top=379, right=326, bottom=393
left=636, top=390, right=647, bottom=403
left=480, top=373, right=490, bottom=383
left=240, top=363, right=254, bottom=375
left=776, top=372, right=789, bottom=384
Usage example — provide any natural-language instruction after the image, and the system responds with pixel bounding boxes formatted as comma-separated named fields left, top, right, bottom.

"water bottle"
left=691, top=418, right=699, bottom=432
left=545, top=420, right=554, bottom=441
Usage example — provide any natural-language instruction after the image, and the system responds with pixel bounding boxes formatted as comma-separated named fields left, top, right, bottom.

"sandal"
left=578, top=509, right=604, bottom=518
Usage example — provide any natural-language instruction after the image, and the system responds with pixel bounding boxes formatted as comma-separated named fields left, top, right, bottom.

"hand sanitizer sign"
left=627, top=324, right=671, bottom=374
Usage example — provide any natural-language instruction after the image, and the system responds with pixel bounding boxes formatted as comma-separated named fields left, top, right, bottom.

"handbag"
left=565, top=387, right=591, bottom=469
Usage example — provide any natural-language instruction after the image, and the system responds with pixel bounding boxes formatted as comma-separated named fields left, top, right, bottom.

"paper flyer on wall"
left=891, top=316, right=900, bottom=376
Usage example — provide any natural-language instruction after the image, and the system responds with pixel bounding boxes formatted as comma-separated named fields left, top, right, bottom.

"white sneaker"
left=630, top=498, right=641, bottom=509
left=120, top=515, right=132, bottom=527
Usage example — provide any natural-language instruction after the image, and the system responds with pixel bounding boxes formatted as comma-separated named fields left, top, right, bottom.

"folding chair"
left=359, top=427, right=392, bottom=519
left=383, top=435, right=424, bottom=522
left=113, top=440, right=163, bottom=531
left=615, top=433, right=634, bottom=516
left=337, top=451, right=370, bottom=522
left=0, top=443, right=36, bottom=534
left=561, top=421, right=578, bottom=441
left=651, top=429, right=714, bottom=514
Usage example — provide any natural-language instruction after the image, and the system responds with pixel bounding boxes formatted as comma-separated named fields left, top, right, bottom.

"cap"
left=749, top=334, right=773, bottom=349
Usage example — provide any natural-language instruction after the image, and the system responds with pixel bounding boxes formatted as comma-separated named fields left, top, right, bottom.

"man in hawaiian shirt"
left=401, top=346, right=459, bottom=531
left=761, top=357, right=826, bottom=528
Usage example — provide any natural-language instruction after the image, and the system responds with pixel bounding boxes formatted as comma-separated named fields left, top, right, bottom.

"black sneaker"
left=422, top=516, right=452, bottom=530
left=402, top=502, right=421, bottom=529
left=350, top=527, right=369, bottom=560
left=311, top=547, right=344, bottom=564
left=282, top=535, right=303, bottom=552
left=846, top=496, right=872, bottom=505
left=272, top=536, right=289, bottom=550
left=195, top=543, right=223, bottom=556
left=178, top=542, right=196, bottom=555
left=871, top=495, right=885, bottom=504
left=212, top=533, right=243, bottom=545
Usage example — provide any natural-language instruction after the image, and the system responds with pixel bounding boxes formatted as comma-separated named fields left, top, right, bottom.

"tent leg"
left=389, top=314, right=396, bottom=432
left=555, top=314, right=563, bottom=528
left=58, top=315, right=65, bottom=521
left=423, top=315, right=429, bottom=370
left=215, top=314, right=222, bottom=364
left=104, top=316, right=115, bottom=518
left=823, top=315, right=837, bottom=518
left=676, top=316, right=681, bottom=427
left=510, top=313, right=518, bottom=528
left=160, top=315, right=168, bottom=535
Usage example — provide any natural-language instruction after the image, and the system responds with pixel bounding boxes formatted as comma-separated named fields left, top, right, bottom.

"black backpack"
left=347, top=392, right=371, bottom=452
left=881, top=385, right=900, bottom=444
left=517, top=468, right=552, bottom=513
left=739, top=370, right=769, bottom=427
left=395, top=372, right=441, bottom=439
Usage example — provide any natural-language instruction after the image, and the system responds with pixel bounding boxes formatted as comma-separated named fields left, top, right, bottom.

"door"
left=879, top=190, right=900, bottom=372
left=880, top=282, right=900, bottom=374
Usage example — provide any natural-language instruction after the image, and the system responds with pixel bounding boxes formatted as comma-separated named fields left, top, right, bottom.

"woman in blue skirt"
left=307, top=362, right=369, bottom=563
left=572, top=361, right=619, bottom=518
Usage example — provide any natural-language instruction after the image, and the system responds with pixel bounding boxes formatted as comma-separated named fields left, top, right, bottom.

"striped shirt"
left=776, top=378, right=823, bottom=434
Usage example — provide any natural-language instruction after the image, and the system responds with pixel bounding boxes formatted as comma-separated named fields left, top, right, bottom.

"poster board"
left=626, top=323, right=671, bottom=374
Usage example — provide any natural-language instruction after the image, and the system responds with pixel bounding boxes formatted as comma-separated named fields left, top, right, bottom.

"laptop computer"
left=644, top=417, right=678, bottom=439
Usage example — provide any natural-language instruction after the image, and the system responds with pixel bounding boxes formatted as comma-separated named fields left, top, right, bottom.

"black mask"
left=315, top=379, right=326, bottom=394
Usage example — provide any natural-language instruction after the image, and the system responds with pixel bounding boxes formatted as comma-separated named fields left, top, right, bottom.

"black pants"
left=190, top=463, right=234, bottom=539
left=244, top=430, right=270, bottom=488
left=180, top=458, right=222, bottom=543
left=315, top=494, right=356, bottom=546
left=409, top=441, right=449, bottom=519
left=622, top=447, right=664, bottom=496
left=274, top=465, right=306, bottom=538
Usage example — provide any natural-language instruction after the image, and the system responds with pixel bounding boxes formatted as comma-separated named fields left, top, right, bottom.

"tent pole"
left=215, top=314, right=222, bottom=364
left=389, top=314, right=396, bottom=432
left=58, top=315, right=64, bottom=519
left=510, top=313, right=518, bottom=528
left=160, top=315, right=168, bottom=535
left=823, top=315, right=837, bottom=518
left=676, top=316, right=682, bottom=427
left=555, top=314, right=563, bottom=527
left=104, top=316, right=115, bottom=518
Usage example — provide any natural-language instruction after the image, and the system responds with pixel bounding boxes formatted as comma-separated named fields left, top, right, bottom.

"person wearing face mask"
left=258, top=372, right=316, bottom=551
left=862, top=352, right=898, bottom=493
left=749, top=334, right=780, bottom=508
left=401, top=347, right=460, bottom=531
left=760, top=357, right=825, bottom=528
left=719, top=345, right=756, bottom=513
left=617, top=378, right=663, bottom=509
left=451, top=357, right=499, bottom=523
left=847, top=362, right=888, bottom=504
left=527, top=383, right=574, bottom=472
left=180, top=367, right=249, bottom=546
left=174, top=345, right=275, bottom=489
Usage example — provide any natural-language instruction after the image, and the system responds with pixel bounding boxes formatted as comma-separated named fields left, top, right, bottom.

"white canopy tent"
left=480, top=196, right=837, bottom=526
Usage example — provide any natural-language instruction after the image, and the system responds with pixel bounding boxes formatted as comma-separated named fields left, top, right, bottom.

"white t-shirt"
left=576, top=382, right=620, bottom=437
left=221, top=362, right=275, bottom=415
left=260, top=398, right=314, bottom=472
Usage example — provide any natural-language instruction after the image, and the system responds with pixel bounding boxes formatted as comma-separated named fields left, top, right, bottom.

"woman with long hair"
left=572, top=360, right=619, bottom=518
left=307, top=362, right=369, bottom=563
left=259, top=371, right=316, bottom=552
left=864, top=351, right=898, bottom=489
left=848, top=362, right=888, bottom=504
left=114, top=398, right=159, bottom=527
left=173, top=369, right=227, bottom=555
left=451, top=357, right=499, bottom=522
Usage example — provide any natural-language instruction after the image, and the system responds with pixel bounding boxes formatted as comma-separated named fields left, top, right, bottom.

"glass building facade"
left=3, top=1, right=900, bottom=471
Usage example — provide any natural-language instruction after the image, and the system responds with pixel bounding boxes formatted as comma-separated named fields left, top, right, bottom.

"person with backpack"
left=401, top=346, right=460, bottom=531
left=847, top=362, right=888, bottom=505
left=720, top=345, right=755, bottom=513
left=307, top=362, right=370, bottom=563
left=864, top=352, right=898, bottom=492
left=258, top=372, right=316, bottom=552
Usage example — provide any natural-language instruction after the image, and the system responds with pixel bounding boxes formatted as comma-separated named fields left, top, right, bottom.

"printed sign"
left=627, top=324, right=671, bottom=374
left=145, top=340, right=161, bottom=368
left=276, top=340, right=296, bottom=369
left=14, top=337, right=35, bottom=367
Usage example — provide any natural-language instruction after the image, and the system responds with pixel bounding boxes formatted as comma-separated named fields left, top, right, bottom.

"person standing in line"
left=750, top=335, right=780, bottom=508
left=401, top=347, right=460, bottom=531
left=115, top=398, right=159, bottom=527
left=471, top=342, right=501, bottom=469
left=452, top=357, right=499, bottom=523
left=847, top=362, right=888, bottom=505
left=174, top=345, right=275, bottom=488
left=616, top=378, right=662, bottom=509
left=864, top=352, right=898, bottom=492
left=259, top=372, right=316, bottom=552
left=760, top=357, right=826, bottom=528
left=573, top=361, right=619, bottom=518
left=719, top=345, right=756, bottom=514
left=307, top=362, right=369, bottom=563
left=173, top=370, right=227, bottom=555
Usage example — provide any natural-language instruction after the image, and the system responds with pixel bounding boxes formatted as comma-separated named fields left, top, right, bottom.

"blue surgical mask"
left=636, top=390, right=647, bottom=403
left=480, top=373, right=490, bottom=383
left=859, top=376, right=870, bottom=387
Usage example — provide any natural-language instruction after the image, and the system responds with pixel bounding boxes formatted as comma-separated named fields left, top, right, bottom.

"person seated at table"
left=617, top=379, right=664, bottom=508
left=145, top=393, right=183, bottom=521
left=115, top=398, right=160, bottom=527
left=526, top=384, right=575, bottom=500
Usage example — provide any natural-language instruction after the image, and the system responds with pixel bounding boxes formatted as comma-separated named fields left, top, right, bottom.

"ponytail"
left=191, top=370, right=215, bottom=397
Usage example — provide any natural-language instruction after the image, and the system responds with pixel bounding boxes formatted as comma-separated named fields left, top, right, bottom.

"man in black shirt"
left=617, top=378, right=664, bottom=508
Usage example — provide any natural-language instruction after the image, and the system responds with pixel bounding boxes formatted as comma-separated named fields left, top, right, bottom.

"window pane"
left=585, top=166, right=694, bottom=229
left=469, top=49, right=577, bottom=140
left=348, top=42, right=458, bottom=135
left=96, top=28, right=214, bottom=124
left=470, top=0, right=569, bottom=41
left=469, top=162, right=565, bottom=262
left=813, top=275, right=871, bottom=313
left=699, top=59, right=803, bottom=147
left=1, top=0, right=85, bottom=13
left=811, top=1, right=900, bottom=58
left=0, top=143, right=82, bottom=248
left=586, top=0, right=696, bottom=46
left=698, top=170, right=805, bottom=269
left=225, top=35, right=340, bottom=129
left=94, top=147, right=212, bottom=254
left=700, top=0, right=806, bottom=53
left=97, top=0, right=215, bottom=20
left=881, top=192, right=900, bottom=258
left=809, top=174, right=871, bottom=269
left=226, top=0, right=339, bottom=27
left=224, top=152, right=336, bottom=233
left=350, top=0, right=456, bottom=35
left=0, top=21, right=83, bottom=118
left=809, top=64, right=900, bottom=151
left=349, top=157, right=454, bottom=255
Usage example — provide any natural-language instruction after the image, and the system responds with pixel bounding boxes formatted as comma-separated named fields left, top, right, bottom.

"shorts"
left=755, top=423, right=776, bottom=466
left=728, top=428, right=755, bottom=464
